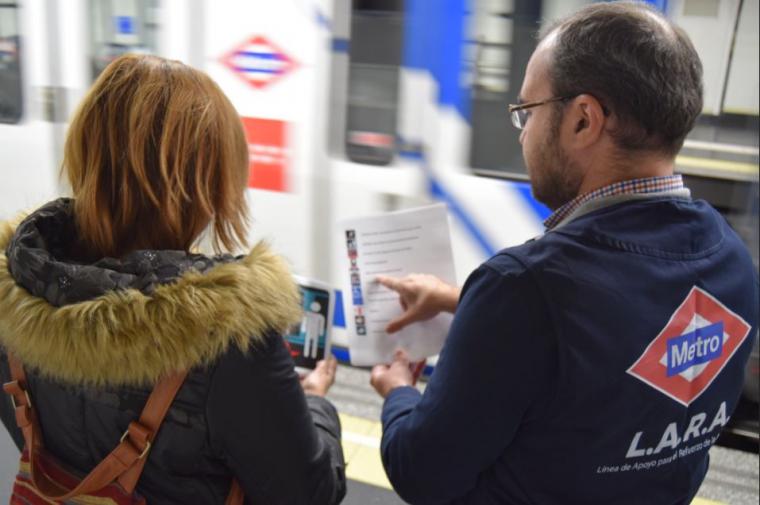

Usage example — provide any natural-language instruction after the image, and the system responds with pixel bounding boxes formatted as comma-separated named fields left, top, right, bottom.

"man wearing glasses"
left=370, top=2, right=758, bottom=505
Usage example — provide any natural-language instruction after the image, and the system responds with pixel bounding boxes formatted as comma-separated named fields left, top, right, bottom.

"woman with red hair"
left=0, top=54, right=345, bottom=504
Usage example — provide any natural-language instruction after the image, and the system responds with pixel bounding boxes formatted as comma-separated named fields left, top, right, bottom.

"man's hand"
left=300, top=357, right=337, bottom=397
left=376, top=274, right=460, bottom=333
left=370, top=350, right=421, bottom=398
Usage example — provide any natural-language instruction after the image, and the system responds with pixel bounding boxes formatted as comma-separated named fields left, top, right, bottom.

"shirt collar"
left=543, top=174, right=687, bottom=230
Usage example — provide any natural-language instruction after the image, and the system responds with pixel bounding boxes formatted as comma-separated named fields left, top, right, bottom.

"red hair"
left=63, top=54, right=249, bottom=258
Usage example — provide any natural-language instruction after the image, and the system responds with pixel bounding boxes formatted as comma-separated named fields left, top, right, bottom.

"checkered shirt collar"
left=543, top=175, right=686, bottom=230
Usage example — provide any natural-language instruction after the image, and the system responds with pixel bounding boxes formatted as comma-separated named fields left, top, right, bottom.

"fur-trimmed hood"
left=0, top=199, right=301, bottom=387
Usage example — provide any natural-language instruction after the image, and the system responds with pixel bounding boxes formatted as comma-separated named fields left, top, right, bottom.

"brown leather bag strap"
left=3, top=353, right=41, bottom=453
left=2, top=352, right=187, bottom=500
left=117, top=371, right=188, bottom=492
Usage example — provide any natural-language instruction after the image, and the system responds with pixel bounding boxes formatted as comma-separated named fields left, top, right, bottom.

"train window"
left=88, top=0, right=160, bottom=81
left=345, top=0, right=404, bottom=166
left=468, top=0, right=540, bottom=178
left=0, top=2, right=22, bottom=124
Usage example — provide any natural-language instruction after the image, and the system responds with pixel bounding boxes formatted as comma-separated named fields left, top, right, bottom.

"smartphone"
left=283, top=275, right=334, bottom=374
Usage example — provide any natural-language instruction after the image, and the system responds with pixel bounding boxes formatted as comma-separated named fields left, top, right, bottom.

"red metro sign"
left=221, top=35, right=298, bottom=90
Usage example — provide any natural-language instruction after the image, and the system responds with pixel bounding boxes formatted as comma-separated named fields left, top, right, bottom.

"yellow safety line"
left=691, top=498, right=728, bottom=505
left=339, top=413, right=393, bottom=490
left=676, top=155, right=759, bottom=175
left=722, top=107, right=759, bottom=116
left=338, top=412, right=732, bottom=504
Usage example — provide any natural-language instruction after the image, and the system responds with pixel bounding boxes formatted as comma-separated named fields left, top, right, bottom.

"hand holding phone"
left=284, top=275, right=334, bottom=373
left=300, top=358, right=338, bottom=397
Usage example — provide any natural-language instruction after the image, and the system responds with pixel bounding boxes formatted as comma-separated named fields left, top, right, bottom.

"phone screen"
left=284, top=284, right=332, bottom=370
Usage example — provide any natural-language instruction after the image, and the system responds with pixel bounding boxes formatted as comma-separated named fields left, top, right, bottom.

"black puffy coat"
left=0, top=199, right=346, bottom=504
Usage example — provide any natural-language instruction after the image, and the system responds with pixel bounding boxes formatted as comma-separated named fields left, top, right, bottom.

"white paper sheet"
left=337, top=203, right=456, bottom=366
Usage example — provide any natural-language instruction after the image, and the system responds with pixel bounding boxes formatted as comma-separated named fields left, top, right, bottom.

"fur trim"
left=0, top=221, right=302, bottom=387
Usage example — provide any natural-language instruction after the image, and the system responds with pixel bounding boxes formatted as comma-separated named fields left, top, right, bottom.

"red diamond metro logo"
left=220, top=35, right=298, bottom=90
left=627, top=286, right=751, bottom=406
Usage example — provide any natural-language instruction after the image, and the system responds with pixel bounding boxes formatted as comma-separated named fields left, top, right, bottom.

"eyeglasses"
left=508, top=96, right=575, bottom=130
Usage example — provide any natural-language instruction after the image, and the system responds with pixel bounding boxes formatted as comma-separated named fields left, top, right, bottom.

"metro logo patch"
left=627, top=286, right=751, bottom=406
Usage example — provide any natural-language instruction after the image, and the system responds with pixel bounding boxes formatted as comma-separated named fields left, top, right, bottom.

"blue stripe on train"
left=403, top=0, right=469, bottom=121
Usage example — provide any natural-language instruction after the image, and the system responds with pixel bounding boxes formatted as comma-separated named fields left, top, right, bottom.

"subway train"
left=0, top=0, right=758, bottom=463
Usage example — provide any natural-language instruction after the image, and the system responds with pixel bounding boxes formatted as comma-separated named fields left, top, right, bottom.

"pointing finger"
left=376, top=275, right=401, bottom=292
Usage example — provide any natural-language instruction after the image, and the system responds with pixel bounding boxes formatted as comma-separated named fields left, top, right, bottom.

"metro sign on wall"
left=627, top=286, right=751, bottom=406
left=221, top=35, right=298, bottom=90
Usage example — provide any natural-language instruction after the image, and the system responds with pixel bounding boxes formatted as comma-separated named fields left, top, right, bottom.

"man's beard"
left=529, top=117, right=583, bottom=211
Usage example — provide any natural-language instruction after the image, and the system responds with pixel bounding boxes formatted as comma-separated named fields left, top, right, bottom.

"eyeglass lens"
left=511, top=109, right=527, bottom=129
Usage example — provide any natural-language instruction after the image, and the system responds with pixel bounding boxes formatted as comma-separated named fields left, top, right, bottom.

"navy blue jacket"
left=380, top=197, right=758, bottom=505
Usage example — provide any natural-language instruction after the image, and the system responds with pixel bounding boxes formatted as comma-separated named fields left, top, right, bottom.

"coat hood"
left=0, top=199, right=301, bottom=387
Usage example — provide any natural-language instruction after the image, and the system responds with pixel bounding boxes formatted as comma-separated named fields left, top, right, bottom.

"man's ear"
left=574, top=117, right=588, bottom=133
left=565, top=94, right=606, bottom=148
